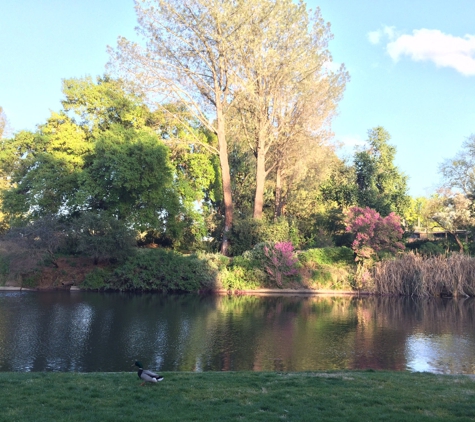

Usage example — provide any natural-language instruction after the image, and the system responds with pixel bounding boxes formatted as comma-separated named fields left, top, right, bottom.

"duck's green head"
left=133, top=361, right=143, bottom=369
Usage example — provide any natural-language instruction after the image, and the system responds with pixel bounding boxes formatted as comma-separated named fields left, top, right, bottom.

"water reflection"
left=0, top=291, right=474, bottom=373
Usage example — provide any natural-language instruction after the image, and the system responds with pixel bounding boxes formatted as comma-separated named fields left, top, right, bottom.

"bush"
left=107, top=249, right=218, bottom=292
left=262, top=242, right=299, bottom=288
left=229, top=218, right=302, bottom=256
left=345, top=207, right=404, bottom=261
left=71, top=212, right=137, bottom=265
left=418, top=241, right=447, bottom=256
left=298, top=247, right=355, bottom=290
left=81, top=267, right=112, bottom=290
left=299, top=247, right=354, bottom=266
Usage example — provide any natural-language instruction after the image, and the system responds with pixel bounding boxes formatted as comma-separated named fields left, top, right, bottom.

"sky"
left=1, top=0, right=475, bottom=197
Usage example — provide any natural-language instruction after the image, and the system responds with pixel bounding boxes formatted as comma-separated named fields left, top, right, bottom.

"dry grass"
left=372, top=252, right=475, bottom=297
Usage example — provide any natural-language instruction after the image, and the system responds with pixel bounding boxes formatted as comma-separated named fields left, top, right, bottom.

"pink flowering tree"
left=263, top=242, right=299, bottom=287
left=345, top=207, right=404, bottom=261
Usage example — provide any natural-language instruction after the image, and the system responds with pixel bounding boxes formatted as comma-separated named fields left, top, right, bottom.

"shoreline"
left=0, top=285, right=370, bottom=295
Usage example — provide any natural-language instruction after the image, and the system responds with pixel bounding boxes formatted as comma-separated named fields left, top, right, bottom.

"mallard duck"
left=133, top=361, right=164, bottom=386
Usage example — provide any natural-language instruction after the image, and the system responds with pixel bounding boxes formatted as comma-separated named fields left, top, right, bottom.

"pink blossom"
left=345, top=207, right=404, bottom=261
left=263, top=242, right=299, bottom=287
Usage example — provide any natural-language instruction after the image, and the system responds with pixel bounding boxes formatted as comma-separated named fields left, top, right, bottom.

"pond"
left=0, top=291, right=474, bottom=374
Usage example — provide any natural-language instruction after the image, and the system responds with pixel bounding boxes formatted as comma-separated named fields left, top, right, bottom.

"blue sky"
left=1, top=0, right=474, bottom=197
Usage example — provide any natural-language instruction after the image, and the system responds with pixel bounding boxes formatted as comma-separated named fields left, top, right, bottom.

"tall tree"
left=354, top=126, right=409, bottom=216
left=108, top=0, right=258, bottom=254
left=229, top=1, right=347, bottom=219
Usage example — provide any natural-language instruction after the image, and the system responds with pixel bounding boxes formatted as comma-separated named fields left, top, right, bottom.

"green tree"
left=354, top=127, right=409, bottom=216
left=1, top=77, right=219, bottom=250
left=109, top=0, right=251, bottom=254
left=230, top=1, right=347, bottom=219
left=439, top=134, right=475, bottom=196
left=431, top=192, right=474, bottom=252
left=82, top=125, right=178, bottom=230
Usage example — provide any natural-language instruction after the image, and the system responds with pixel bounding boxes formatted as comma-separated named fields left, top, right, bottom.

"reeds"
left=372, top=252, right=475, bottom=297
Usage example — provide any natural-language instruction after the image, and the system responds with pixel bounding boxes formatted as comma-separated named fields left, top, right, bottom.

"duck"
left=133, top=361, right=164, bottom=386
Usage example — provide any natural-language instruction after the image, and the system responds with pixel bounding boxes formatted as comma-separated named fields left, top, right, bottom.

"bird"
left=133, top=361, right=164, bottom=386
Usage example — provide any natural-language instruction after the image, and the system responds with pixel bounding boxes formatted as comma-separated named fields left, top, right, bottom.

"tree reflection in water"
left=0, top=292, right=474, bottom=373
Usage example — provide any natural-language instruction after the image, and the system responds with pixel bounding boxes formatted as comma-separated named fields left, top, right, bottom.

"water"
left=0, top=291, right=474, bottom=374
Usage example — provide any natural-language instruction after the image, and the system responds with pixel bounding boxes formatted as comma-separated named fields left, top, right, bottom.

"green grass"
left=1, top=371, right=474, bottom=421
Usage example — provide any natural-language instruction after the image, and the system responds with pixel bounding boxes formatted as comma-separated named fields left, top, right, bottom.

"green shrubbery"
left=79, top=246, right=358, bottom=292
left=229, top=218, right=302, bottom=256
left=82, top=249, right=218, bottom=292
left=298, top=247, right=355, bottom=289
left=299, top=246, right=354, bottom=266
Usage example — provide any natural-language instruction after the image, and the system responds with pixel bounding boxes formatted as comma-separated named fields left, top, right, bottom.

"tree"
left=345, top=206, right=404, bottom=261
left=439, top=134, right=475, bottom=196
left=226, top=0, right=347, bottom=219
left=109, top=0, right=255, bottom=254
left=1, top=77, right=219, bottom=250
left=71, top=211, right=137, bottom=265
left=108, top=0, right=347, bottom=251
left=431, top=192, right=475, bottom=252
left=354, top=127, right=409, bottom=216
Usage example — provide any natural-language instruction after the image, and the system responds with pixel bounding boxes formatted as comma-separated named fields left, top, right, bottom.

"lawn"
left=1, top=371, right=474, bottom=421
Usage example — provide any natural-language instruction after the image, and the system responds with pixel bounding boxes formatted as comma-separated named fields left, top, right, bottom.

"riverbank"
left=1, top=371, right=474, bottom=421
left=0, top=285, right=368, bottom=295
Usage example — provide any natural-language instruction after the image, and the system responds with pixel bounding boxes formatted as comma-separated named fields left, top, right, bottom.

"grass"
left=1, top=371, right=474, bottom=421
left=372, top=252, right=475, bottom=296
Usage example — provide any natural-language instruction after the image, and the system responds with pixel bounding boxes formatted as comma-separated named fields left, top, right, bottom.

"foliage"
left=354, top=127, right=409, bottom=216
left=70, top=212, right=137, bottom=264
left=262, top=242, right=299, bottom=288
left=0, top=77, right=219, bottom=251
left=81, top=267, right=113, bottom=290
left=417, top=241, right=448, bottom=256
left=298, top=247, right=355, bottom=290
left=345, top=206, right=404, bottom=261
left=83, top=124, right=179, bottom=230
left=439, top=133, right=475, bottom=195
left=5, top=215, right=69, bottom=267
left=298, top=247, right=354, bottom=266
left=431, top=192, right=475, bottom=252
left=229, top=217, right=302, bottom=256
left=106, top=249, right=218, bottom=292
left=219, top=256, right=268, bottom=290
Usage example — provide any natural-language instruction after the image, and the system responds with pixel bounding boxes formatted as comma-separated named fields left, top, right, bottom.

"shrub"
left=219, top=258, right=267, bottom=290
left=298, top=247, right=355, bottom=290
left=418, top=241, right=447, bottom=256
left=81, top=268, right=112, bottom=290
left=345, top=207, right=404, bottom=261
left=229, top=218, right=302, bottom=256
left=299, top=247, right=354, bottom=266
left=108, top=249, right=218, bottom=292
left=263, top=242, right=299, bottom=288
left=71, top=212, right=136, bottom=265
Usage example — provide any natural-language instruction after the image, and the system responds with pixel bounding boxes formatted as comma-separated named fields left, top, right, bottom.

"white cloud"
left=367, top=26, right=396, bottom=45
left=367, top=30, right=382, bottom=45
left=386, top=29, right=475, bottom=76
left=369, top=26, right=475, bottom=76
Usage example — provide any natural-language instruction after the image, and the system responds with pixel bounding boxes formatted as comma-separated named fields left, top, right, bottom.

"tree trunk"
left=253, top=136, right=266, bottom=219
left=217, top=109, right=233, bottom=256
left=452, top=232, right=464, bottom=253
left=274, top=163, right=283, bottom=220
